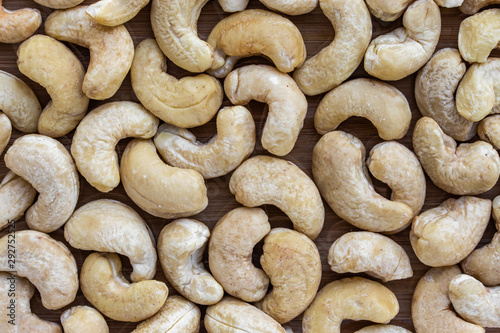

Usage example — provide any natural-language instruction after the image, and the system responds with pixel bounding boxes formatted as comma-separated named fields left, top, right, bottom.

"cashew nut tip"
left=158, top=219, right=224, bottom=305
left=17, top=35, right=89, bottom=138
left=230, top=155, right=324, bottom=239
left=61, top=306, right=109, bottom=333
left=459, top=9, right=500, bottom=63
left=365, top=0, right=413, bottom=21
left=293, top=0, right=371, bottom=95
left=0, top=1, right=41, bottom=44
left=259, top=0, right=318, bottom=15
left=435, top=0, right=464, bottom=7
left=302, top=277, right=399, bottom=333
left=132, top=38, right=223, bottom=128
left=0, top=172, right=36, bottom=230
left=64, top=199, right=157, bottom=282
left=34, top=0, right=83, bottom=9
left=86, top=0, right=150, bottom=26
left=45, top=6, right=134, bottom=100
left=355, top=325, right=412, bottom=333
left=479, top=115, right=500, bottom=149
left=460, top=0, right=500, bottom=14
left=0, top=112, right=11, bottom=155
left=218, top=0, right=249, bottom=12
left=364, top=0, right=441, bottom=81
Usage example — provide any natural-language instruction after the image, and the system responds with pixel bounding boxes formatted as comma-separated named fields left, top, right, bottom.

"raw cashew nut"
left=0, top=0, right=41, bottom=44
left=259, top=0, right=318, bottom=15
left=460, top=0, right=500, bottom=14
left=435, top=0, right=464, bottom=7
left=154, top=106, right=255, bottom=179
left=0, top=172, right=36, bottom=230
left=61, top=306, right=108, bottom=333
left=229, top=155, right=324, bottom=239
left=45, top=6, right=134, bottom=100
left=0, top=112, right=11, bottom=155
left=209, top=207, right=270, bottom=302
left=328, top=231, right=413, bottom=282
left=158, top=219, right=224, bottom=305
left=5, top=134, right=79, bottom=232
left=302, top=277, right=399, bottom=333
left=259, top=228, right=321, bottom=324
left=412, top=266, right=485, bottom=333
left=131, top=39, right=222, bottom=128
left=355, top=325, right=412, bottom=333
left=293, top=0, right=371, bottom=95
left=207, top=9, right=306, bottom=78
left=0, top=230, right=78, bottom=310
left=410, top=196, right=491, bottom=267
left=17, top=35, right=89, bottom=138
left=132, top=296, right=201, bottom=333
left=205, top=296, right=287, bottom=333
left=64, top=199, right=157, bottom=282
left=218, top=0, right=248, bottom=11
left=71, top=101, right=159, bottom=193
left=364, top=0, right=441, bottom=81
left=120, top=139, right=208, bottom=218
left=224, top=65, right=307, bottom=156
left=312, top=131, right=414, bottom=233
left=80, top=252, right=168, bottom=322
left=314, top=78, right=411, bottom=140
left=479, top=115, right=500, bottom=149
left=86, top=0, right=150, bottom=26
left=413, top=117, right=500, bottom=195
left=365, top=0, right=412, bottom=21
left=415, top=48, right=476, bottom=141
left=459, top=9, right=500, bottom=63
left=33, top=0, right=83, bottom=9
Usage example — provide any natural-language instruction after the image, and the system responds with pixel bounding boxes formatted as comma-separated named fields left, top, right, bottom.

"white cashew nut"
left=0, top=172, right=36, bottom=231
left=86, top=0, right=150, bottom=26
left=61, top=306, right=109, bottom=333
left=459, top=9, right=500, bottom=63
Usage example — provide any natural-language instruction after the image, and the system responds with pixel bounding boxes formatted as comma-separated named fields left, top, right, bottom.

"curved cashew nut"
left=33, top=0, right=83, bottom=9
left=415, top=48, right=476, bottom=141
left=45, top=6, right=134, bottom=100
left=479, top=115, right=500, bottom=149
left=80, top=252, right=168, bottom=322
left=5, top=134, right=79, bottom=232
left=71, top=101, right=159, bottom=193
left=61, top=306, right=108, bottom=333
left=158, top=219, right=224, bottom=305
left=86, top=0, right=150, bottom=26
left=0, top=172, right=36, bottom=230
left=293, top=0, right=371, bottom=95
left=17, top=35, right=89, bottom=138
left=0, top=230, right=78, bottom=310
left=131, top=38, right=222, bottom=128
left=412, top=266, right=485, bottom=333
left=64, top=199, right=157, bottom=282
left=218, top=0, right=248, bottom=11
left=355, top=325, right=412, bottom=333
left=0, top=0, right=41, bottom=44
left=230, top=155, right=324, bottom=239
left=459, top=9, right=500, bottom=63
left=120, top=139, right=208, bottom=218
left=259, top=0, right=318, bottom=15
left=460, top=0, right=500, bottom=14
left=209, top=207, right=270, bottom=302
left=365, top=0, right=412, bottom=21
left=328, top=231, right=413, bottom=282
left=314, top=78, right=411, bottom=140
left=0, top=112, right=11, bottom=155
left=413, top=117, right=500, bottom=195
left=364, top=0, right=441, bottom=81
left=207, top=9, right=306, bottom=78
left=302, top=277, right=399, bottom=333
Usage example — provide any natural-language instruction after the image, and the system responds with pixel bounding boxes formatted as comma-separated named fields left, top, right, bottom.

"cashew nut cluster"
left=364, top=0, right=441, bottom=81
left=460, top=0, right=500, bottom=14
left=86, top=0, right=150, bottom=26
left=61, top=306, right=109, bottom=333
left=479, top=115, right=500, bottom=149
left=259, top=0, right=317, bottom=15
left=0, top=112, right=11, bottom=155
left=293, top=0, right=371, bottom=95
left=365, top=0, right=412, bottom=21
left=355, top=325, right=412, bottom=333
left=0, top=172, right=36, bottom=230
left=459, top=9, right=500, bottom=63
left=0, top=0, right=41, bottom=44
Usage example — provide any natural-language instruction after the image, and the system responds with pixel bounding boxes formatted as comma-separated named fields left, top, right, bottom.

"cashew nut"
left=435, top=0, right=464, bottom=7
left=364, top=0, right=441, bottom=81
left=413, top=117, right=500, bottom=195
left=0, top=230, right=78, bottom=310
left=0, top=112, right=11, bottom=155
left=17, top=35, right=89, bottom=138
left=314, top=78, right=411, bottom=140
left=224, top=65, right=307, bottom=156
left=460, top=0, right=500, bottom=14
left=0, top=0, right=41, bottom=44
left=131, top=38, right=222, bottom=128
left=158, top=219, right=223, bottom=305
left=71, top=101, right=159, bottom=193
left=154, top=106, right=255, bottom=179
left=479, top=115, right=500, bottom=149
left=208, top=207, right=270, bottom=302
left=80, top=252, right=168, bottom=322
left=459, top=9, right=500, bottom=63
left=5, top=134, right=79, bottom=232
left=328, top=231, right=413, bottom=282
left=86, top=0, right=150, bottom=26
left=0, top=172, right=36, bottom=230
left=415, top=48, right=476, bottom=141
left=302, top=277, right=399, bottom=333
left=33, top=0, right=83, bottom=9
left=207, top=9, right=306, bottom=78
left=61, top=306, right=109, bottom=333
left=64, top=199, right=157, bottom=282
left=218, top=0, right=248, bottom=11
left=355, top=325, right=412, bottom=333
left=120, top=139, right=208, bottom=218
left=412, top=266, right=485, bottom=333
left=259, top=0, right=318, bottom=15
left=410, top=196, right=491, bottom=267
left=45, top=6, right=134, bottom=100
left=229, top=155, right=324, bottom=239
left=365, top=0, right=412, bottom=21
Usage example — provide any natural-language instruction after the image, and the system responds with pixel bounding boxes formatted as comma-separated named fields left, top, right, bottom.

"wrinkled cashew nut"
left=0, top=172, right=36, bottom=230
left=459, top=9, right=500, bottom=63
left=259, top=0, right=318, bottom=15
left=479, top=115, right=500, bottom=149
left=86, top=0, right=150, bottom=26
left=460, top=0, right=500, bottom=14
left=61, top=306, right=109, bottom=333
left=0, top=0, right=41, bottom=44
left=365, top=0, right=413, bottom=21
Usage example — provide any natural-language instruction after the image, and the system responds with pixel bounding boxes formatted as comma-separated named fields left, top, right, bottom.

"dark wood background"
left=1, top=0, right=500, bottom=332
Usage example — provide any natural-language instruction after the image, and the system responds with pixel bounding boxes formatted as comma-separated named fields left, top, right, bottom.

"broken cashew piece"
left=365, top=0, right=412, bottom=21
left=45, top=6, right=134, bottom=100
left=154, top=106, right=255, bottom=179
left=364, top=0, right=441, bottom=81
left=479, top=115, right=500, bottom=149
left=259, top=0, right=318, bottom=15
left=314, top=78, right=411, bottom=140
left=459, top=9, right=500, bottom=63
left=355, top=325, right=412, bottom=333
left=0, top=112, right=11, bottom=155
left=86, top=0, right=150, bottom=26
left=293, top=0, right=371, bottom=95
left=158, top=219, right=224, bottom=305
left=71, top=101, right=159, bottom=193
left=0, top=172, right=36, bottom=230
left=61, top=306, right=108, bottom=333
left=80, top=252, right=168, bottom=322
left=64, top=199, right=157, bottom=282
left=230, top=155, right=324, bottom=239
left=460, top=0, right=500, bottom=14
left=413, top=117, right=500, bottom=195
left=33, top=0, right=83, bottom=9
left=17, top=35, right=89, bottom=138
left=0, top=0, right=41, bottom=44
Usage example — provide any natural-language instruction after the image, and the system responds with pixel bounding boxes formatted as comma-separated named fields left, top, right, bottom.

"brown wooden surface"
left=1, top=0, right=500, bottom=332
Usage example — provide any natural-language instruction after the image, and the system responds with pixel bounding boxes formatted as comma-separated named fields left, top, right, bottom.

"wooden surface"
left=1, top=0, right=500, bottom=332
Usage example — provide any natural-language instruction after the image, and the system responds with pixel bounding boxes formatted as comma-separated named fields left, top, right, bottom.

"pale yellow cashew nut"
left=86, top=0, right=150, bottom=26
left=0, top=0, right=41, bottom=44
